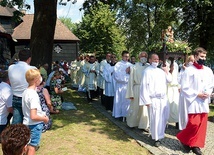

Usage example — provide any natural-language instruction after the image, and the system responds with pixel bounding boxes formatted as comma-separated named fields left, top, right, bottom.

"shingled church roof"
left=12, top=14, right=80, bottom=41
left=0, top=2, right=16, bottom=17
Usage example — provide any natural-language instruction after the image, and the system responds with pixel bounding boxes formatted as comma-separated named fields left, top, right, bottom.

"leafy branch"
left=147, top=40, right=191, bottom=54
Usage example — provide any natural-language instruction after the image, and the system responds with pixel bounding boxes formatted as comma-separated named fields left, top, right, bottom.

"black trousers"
left=104, top=96, right=114, bottom=111
left=86, top=90, right=97, bottom=102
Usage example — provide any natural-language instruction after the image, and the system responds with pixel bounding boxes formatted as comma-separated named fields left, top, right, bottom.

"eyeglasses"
left=111, top=56, right=116, bottom=58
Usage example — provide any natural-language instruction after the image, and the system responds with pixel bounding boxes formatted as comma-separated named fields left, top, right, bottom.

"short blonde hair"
left=25, top=69, right=41, bottom=86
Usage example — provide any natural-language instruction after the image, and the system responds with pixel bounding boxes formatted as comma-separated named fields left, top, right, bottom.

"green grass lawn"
left=36, top=89, right=151, bottom=155
left=2, top=87, right=213, bottom=155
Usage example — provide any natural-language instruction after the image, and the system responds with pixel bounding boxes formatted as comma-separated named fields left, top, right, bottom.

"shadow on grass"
left=49, top=89, right=132, bottom=143
left=208, top=104, right=214, bottom=122
left=208, top=116, right=214, bottom=122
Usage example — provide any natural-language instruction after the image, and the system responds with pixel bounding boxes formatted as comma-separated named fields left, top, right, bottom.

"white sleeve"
left=139, top=70, right=152, bottom=105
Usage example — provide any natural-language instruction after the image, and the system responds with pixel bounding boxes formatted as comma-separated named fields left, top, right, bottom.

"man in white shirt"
left=8, top=49, right=36, bottom=124
left=177, top=47, right=214, bottom=155
left=0, top=71, right=13, bottom=135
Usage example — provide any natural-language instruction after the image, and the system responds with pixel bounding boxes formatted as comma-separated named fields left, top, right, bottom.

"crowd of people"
left=0, top=49, right=69, bottom=155
left=0, top=47, right=213, bottom=155
left=69, top=47, right=213, bottom=155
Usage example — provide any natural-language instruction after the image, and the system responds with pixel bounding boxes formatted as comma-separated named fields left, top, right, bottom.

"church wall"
left=14, top=41, right=79, bottom=64
left=52, top=42, right=78, bottom=63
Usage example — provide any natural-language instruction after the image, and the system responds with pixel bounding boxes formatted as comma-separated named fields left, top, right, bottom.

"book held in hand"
left=62, top=87, right=68, bottom=91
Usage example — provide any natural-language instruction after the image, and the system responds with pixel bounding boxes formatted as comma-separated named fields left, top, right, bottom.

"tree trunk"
left=30, top=0, right=57, bottom=72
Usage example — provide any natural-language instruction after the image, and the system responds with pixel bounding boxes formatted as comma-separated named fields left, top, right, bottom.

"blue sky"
left=25, top=0, right=84, bottom=23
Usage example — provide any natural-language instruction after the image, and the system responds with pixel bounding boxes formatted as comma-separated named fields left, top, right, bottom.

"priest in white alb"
left=98, top=53, right=111, bottom=106
left=77, top=55, right=89, bottom=92
left=82, top=55, right=99, bottom=102
left=178, top=55, right=194, bottom=130
left=103, top=54, right=117, bottom=111
left=112, top=51, right=132, bottom=120
left=126, top=51, right=150, bottom=130
left=139, top=53, right=172, bottom=147
left=166, top=57, right=180, bottom=128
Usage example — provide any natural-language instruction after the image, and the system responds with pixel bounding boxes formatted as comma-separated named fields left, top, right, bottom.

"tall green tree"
left=167, top=0, right=214, bottom=49
left=76, top=2, right=126, bottom=59
left=59, top=17, right=77, bottom=31
left=82, top=0, right=180, bottom=56
left=165, top=0, right=214, bottom=63
left=117, top=0, right=180, bottom=55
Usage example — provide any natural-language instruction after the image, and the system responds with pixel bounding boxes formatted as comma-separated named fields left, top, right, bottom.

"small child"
left=22, top=69, right=49, bottom=155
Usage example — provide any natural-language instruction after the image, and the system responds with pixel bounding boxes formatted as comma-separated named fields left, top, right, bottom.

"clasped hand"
left=198, top=92, right=209, bottom=100
left=90, top=70, right=96, bottom=73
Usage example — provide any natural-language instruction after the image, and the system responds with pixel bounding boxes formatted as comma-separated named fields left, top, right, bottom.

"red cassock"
left=176, top=113, right=208, bottom=148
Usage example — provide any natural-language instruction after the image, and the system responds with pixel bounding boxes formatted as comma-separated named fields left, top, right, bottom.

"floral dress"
left=50, top=79, right=62, bottom=110
left=37, top=87, right=52, bottom=132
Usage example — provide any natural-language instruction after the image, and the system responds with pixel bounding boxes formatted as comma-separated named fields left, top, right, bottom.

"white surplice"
left=75, top=60, right=81, bottom=83
left=139, top=65, right=172, bottom=141
left=126, top=62, right=149, bottom=129
left=166, top=61, right=180, bottom=123
left=112, top=60, right=132, bottom=118
left=103, top=63, right=115, bottom=97
left=70, top=60, right=79, bottom=85
left=77, top=60, right=86, bottom=91
left=181, top=65, right=214, bottom=114
left=82, top=61, right=99, bottom=92
left=98, top=59, right=108, bottom=89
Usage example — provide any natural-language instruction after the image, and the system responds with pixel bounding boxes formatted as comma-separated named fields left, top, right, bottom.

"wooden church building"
left=12, top=14, right=80, bottom=63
